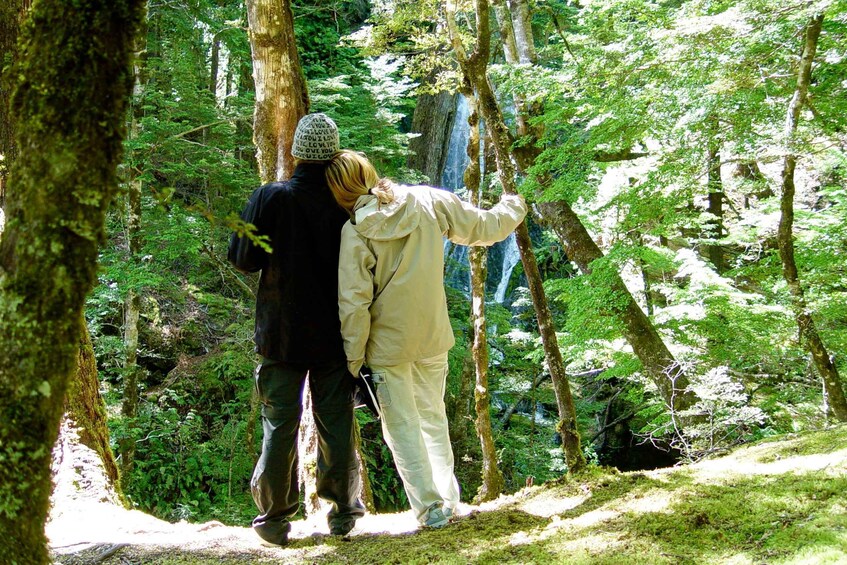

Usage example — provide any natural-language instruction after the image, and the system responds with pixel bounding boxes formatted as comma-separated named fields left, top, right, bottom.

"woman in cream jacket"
left=327, top=150, right=527, bottom=528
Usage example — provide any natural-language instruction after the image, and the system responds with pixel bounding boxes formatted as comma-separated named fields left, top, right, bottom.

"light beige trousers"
left=371, top=352, right=461, bottom=522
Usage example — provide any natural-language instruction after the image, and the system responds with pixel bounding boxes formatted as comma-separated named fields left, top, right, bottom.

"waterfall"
left=441, top=95, right=471, bottom=291
left=441, top=95, right=470, bottom=192
left=493, top=233, right=520, bottom=303
left=438, top=94, right=523, bottom=305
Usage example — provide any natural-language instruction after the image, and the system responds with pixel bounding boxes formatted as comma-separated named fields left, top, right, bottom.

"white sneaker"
left=423, top=503, right=449, bottom=528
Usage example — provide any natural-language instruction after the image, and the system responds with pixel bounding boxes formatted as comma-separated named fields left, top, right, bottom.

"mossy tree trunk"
left=777, top=13, right=847, bottom=422
left=445, top=0, right=586, bottom=474
left=246, top=0, right=308, bottom=182
left=65, top=315, right=122, bottom=491
left=2, top=0, right=122, bottom=499
left=0, top=0, right=145, bottom=562
left=0, top=1, right=28, bottom=210
left=464, top=91, right=506, bottom=501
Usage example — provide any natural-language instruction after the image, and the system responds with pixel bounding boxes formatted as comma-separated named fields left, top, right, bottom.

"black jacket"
left=228, top=163, right=350, bottom=363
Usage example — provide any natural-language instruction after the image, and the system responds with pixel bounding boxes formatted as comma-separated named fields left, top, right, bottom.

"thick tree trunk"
left=65, top=316, right=122, bottom=491
left=777, top=14, right=847, bottom=422
left=445, top=0, right=585, bottom=473
left=0, top=0, right=144, bottom=562
left=491, top=0, right=529, bottom=138
left=493, top=0, right=539, bottom=139
left=465, top=93, right=506, bottom=501
left=407, top=88, right=458, bottom=185
left=537, top=199, right=697, bottom=413
left=246, top=0, right=308, bottom=183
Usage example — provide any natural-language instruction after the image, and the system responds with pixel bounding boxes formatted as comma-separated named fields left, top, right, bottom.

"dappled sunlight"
left=570, top=508, right=620, bottom=528
left=618, top=490, right=674, bottom=515
left=539, top=531, right=628, bottom=559
left=686, top=447, right=847, bottom=483
left=517, top=490, right=587, bottom=517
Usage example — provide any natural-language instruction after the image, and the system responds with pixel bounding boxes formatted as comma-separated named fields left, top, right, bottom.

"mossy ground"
left=51, top=426, right=847, bottom=564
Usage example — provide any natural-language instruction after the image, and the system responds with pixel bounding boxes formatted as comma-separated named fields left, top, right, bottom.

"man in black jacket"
left=228, top=113, right=364, bottom=545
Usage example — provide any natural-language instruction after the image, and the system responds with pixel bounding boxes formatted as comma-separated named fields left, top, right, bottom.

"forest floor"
left=48, top=425, right=847, bottom=565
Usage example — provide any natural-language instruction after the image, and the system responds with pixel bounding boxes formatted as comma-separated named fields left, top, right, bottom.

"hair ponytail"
left=326, top=150, right=395, bottom=211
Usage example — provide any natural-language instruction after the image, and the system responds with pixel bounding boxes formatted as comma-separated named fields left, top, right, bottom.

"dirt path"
left=48, top=425, right=847, bottom=564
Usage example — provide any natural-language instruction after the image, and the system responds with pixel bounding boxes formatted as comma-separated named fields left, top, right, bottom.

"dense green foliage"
left=71, top=0, right=847, bottom=527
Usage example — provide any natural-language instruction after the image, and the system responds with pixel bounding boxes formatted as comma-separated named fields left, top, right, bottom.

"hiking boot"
left=422, top=503, right=449, bottom=528
left=329, top=518, right=356, bottom=536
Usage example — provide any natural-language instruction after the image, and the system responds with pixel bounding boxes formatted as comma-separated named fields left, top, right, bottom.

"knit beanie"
left=291, top=113, right=340, bottom=161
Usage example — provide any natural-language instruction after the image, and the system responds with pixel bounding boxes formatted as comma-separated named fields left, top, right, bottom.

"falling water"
left=442, top=95, right=471, bottom=291
left=493, top=233, right=520, bottom=303
left=438, top=94, right=523, bottom=303
left=441, top=95, right=470, bottom=191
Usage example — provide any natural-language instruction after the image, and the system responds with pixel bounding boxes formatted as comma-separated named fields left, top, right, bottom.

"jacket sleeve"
left=432, top=189, right=528, bottom=246
left=338, top=223, right=376, bottom=376
left=228, top=185, right=272, bottom=273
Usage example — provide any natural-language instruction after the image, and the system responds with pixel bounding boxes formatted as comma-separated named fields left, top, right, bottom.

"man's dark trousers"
left=251, top=358, right=364, bottom=544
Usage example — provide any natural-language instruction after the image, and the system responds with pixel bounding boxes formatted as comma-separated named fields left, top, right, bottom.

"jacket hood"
left=350, top=186, right=421, bottom=241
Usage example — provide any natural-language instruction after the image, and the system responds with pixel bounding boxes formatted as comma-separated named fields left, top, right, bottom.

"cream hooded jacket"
left=338, top=185, right=527, bottom=375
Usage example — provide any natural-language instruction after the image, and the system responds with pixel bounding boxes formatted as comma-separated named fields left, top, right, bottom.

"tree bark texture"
left=777, top=13, right=847, bottom=421
left=0, top=0, right=27, bottom=210
left=246, top=0, right=308, bottom=183
left=465, top=93, right=506, bottom=501
left=445, top=0, right=585, bottom=473
left=0, top=0, right=145, bottom=562
left=65, top=316, right=122, bottom=492
left=492, top=0, right=519, bottom=65
left=407, top=89, right=458, bottom=185
left=507, top=0, right=536, bottom=64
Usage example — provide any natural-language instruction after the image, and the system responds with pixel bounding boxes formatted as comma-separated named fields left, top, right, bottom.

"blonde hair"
left=326, top=150, right=395, bottom=211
